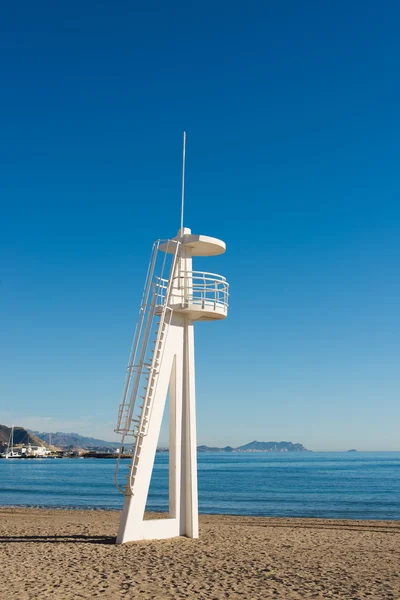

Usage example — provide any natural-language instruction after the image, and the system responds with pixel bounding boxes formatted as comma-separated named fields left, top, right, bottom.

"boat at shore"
left=1, top=426, right=21, bottom=459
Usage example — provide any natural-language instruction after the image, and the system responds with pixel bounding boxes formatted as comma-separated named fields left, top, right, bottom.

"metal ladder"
left=114, top=239, right=181, bottom=494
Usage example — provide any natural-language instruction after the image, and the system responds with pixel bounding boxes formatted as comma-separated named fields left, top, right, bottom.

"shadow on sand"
left=0, top=534, right=116, bottom=545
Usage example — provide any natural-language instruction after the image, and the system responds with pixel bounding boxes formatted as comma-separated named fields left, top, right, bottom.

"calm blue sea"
left=0, top=452, right=399, bottom=520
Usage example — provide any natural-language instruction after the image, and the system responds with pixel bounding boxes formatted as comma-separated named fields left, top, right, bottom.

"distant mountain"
left=197, top=445, right=234, bottom=453
left=238, top=440, right=308, bottom=452
left=30, top=430, right=120, bottom=451
left=198, top=440, right=309, bottom=452
left=0, top=425, right=47, bottom=448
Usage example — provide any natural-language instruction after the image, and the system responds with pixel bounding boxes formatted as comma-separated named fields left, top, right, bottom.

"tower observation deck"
left=156, top=228, right=228, bottom=321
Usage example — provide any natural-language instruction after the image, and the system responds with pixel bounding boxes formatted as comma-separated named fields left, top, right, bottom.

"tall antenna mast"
left=180, top=131, right=186, bottom=234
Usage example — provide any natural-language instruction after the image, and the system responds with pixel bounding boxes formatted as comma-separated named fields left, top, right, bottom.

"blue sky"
left=1, top=1, right=399, bottom=450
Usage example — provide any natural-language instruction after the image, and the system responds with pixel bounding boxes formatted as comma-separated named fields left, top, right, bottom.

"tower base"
left=116, top=314, right=199, bottom=544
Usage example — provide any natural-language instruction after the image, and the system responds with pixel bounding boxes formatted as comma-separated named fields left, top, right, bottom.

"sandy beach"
left=0, top=508, right=399, bottom=599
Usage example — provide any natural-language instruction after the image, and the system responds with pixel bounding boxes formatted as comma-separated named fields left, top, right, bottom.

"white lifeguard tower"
left=114, top=135, right=229, bottom=543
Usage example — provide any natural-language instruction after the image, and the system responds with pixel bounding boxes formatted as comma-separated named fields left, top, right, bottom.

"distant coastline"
left=1, top=426, right=310, bottom=456
left=196, top=440, right=309, bottom=453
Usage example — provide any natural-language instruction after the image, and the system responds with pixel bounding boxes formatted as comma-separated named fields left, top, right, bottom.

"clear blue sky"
left=1, top=1, right=399, bottom=450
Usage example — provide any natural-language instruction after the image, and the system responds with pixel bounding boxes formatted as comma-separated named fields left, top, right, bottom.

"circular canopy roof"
left=181, top=234, right=225, bottom=256
left=160, top=233, right=226, bottom=256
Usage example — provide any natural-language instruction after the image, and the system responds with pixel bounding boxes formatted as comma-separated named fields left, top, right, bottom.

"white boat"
left=3, top=451, right=20, bottom=459
left=2, top=426, right=21, bottom=459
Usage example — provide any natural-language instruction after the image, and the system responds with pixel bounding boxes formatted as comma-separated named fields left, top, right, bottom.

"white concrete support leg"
left=181, top=317, right=199, bottom=538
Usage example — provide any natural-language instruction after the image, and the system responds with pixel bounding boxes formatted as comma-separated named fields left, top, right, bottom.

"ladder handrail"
left=114, top=240, right=163, bottom=493
left=114, top=239, right=181, bottom=494
left=114, top=282, right=161, bottom=492
left=125, top=240, right=181, bottom=492
left=117, top=241, right=160, bottom=431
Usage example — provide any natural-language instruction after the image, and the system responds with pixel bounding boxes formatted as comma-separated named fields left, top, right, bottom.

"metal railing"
left=155, top=271, right=229, bottom=313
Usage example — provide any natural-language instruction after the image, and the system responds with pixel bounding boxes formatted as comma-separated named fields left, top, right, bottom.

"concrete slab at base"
left=117, top=510, right=181, bottom=543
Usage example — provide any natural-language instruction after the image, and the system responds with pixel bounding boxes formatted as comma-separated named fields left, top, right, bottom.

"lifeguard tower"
left=114, top=136, right=229, bottom=543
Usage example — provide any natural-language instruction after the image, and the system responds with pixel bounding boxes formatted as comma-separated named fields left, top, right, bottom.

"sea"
left=1, top=452, right=399, bottom=520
